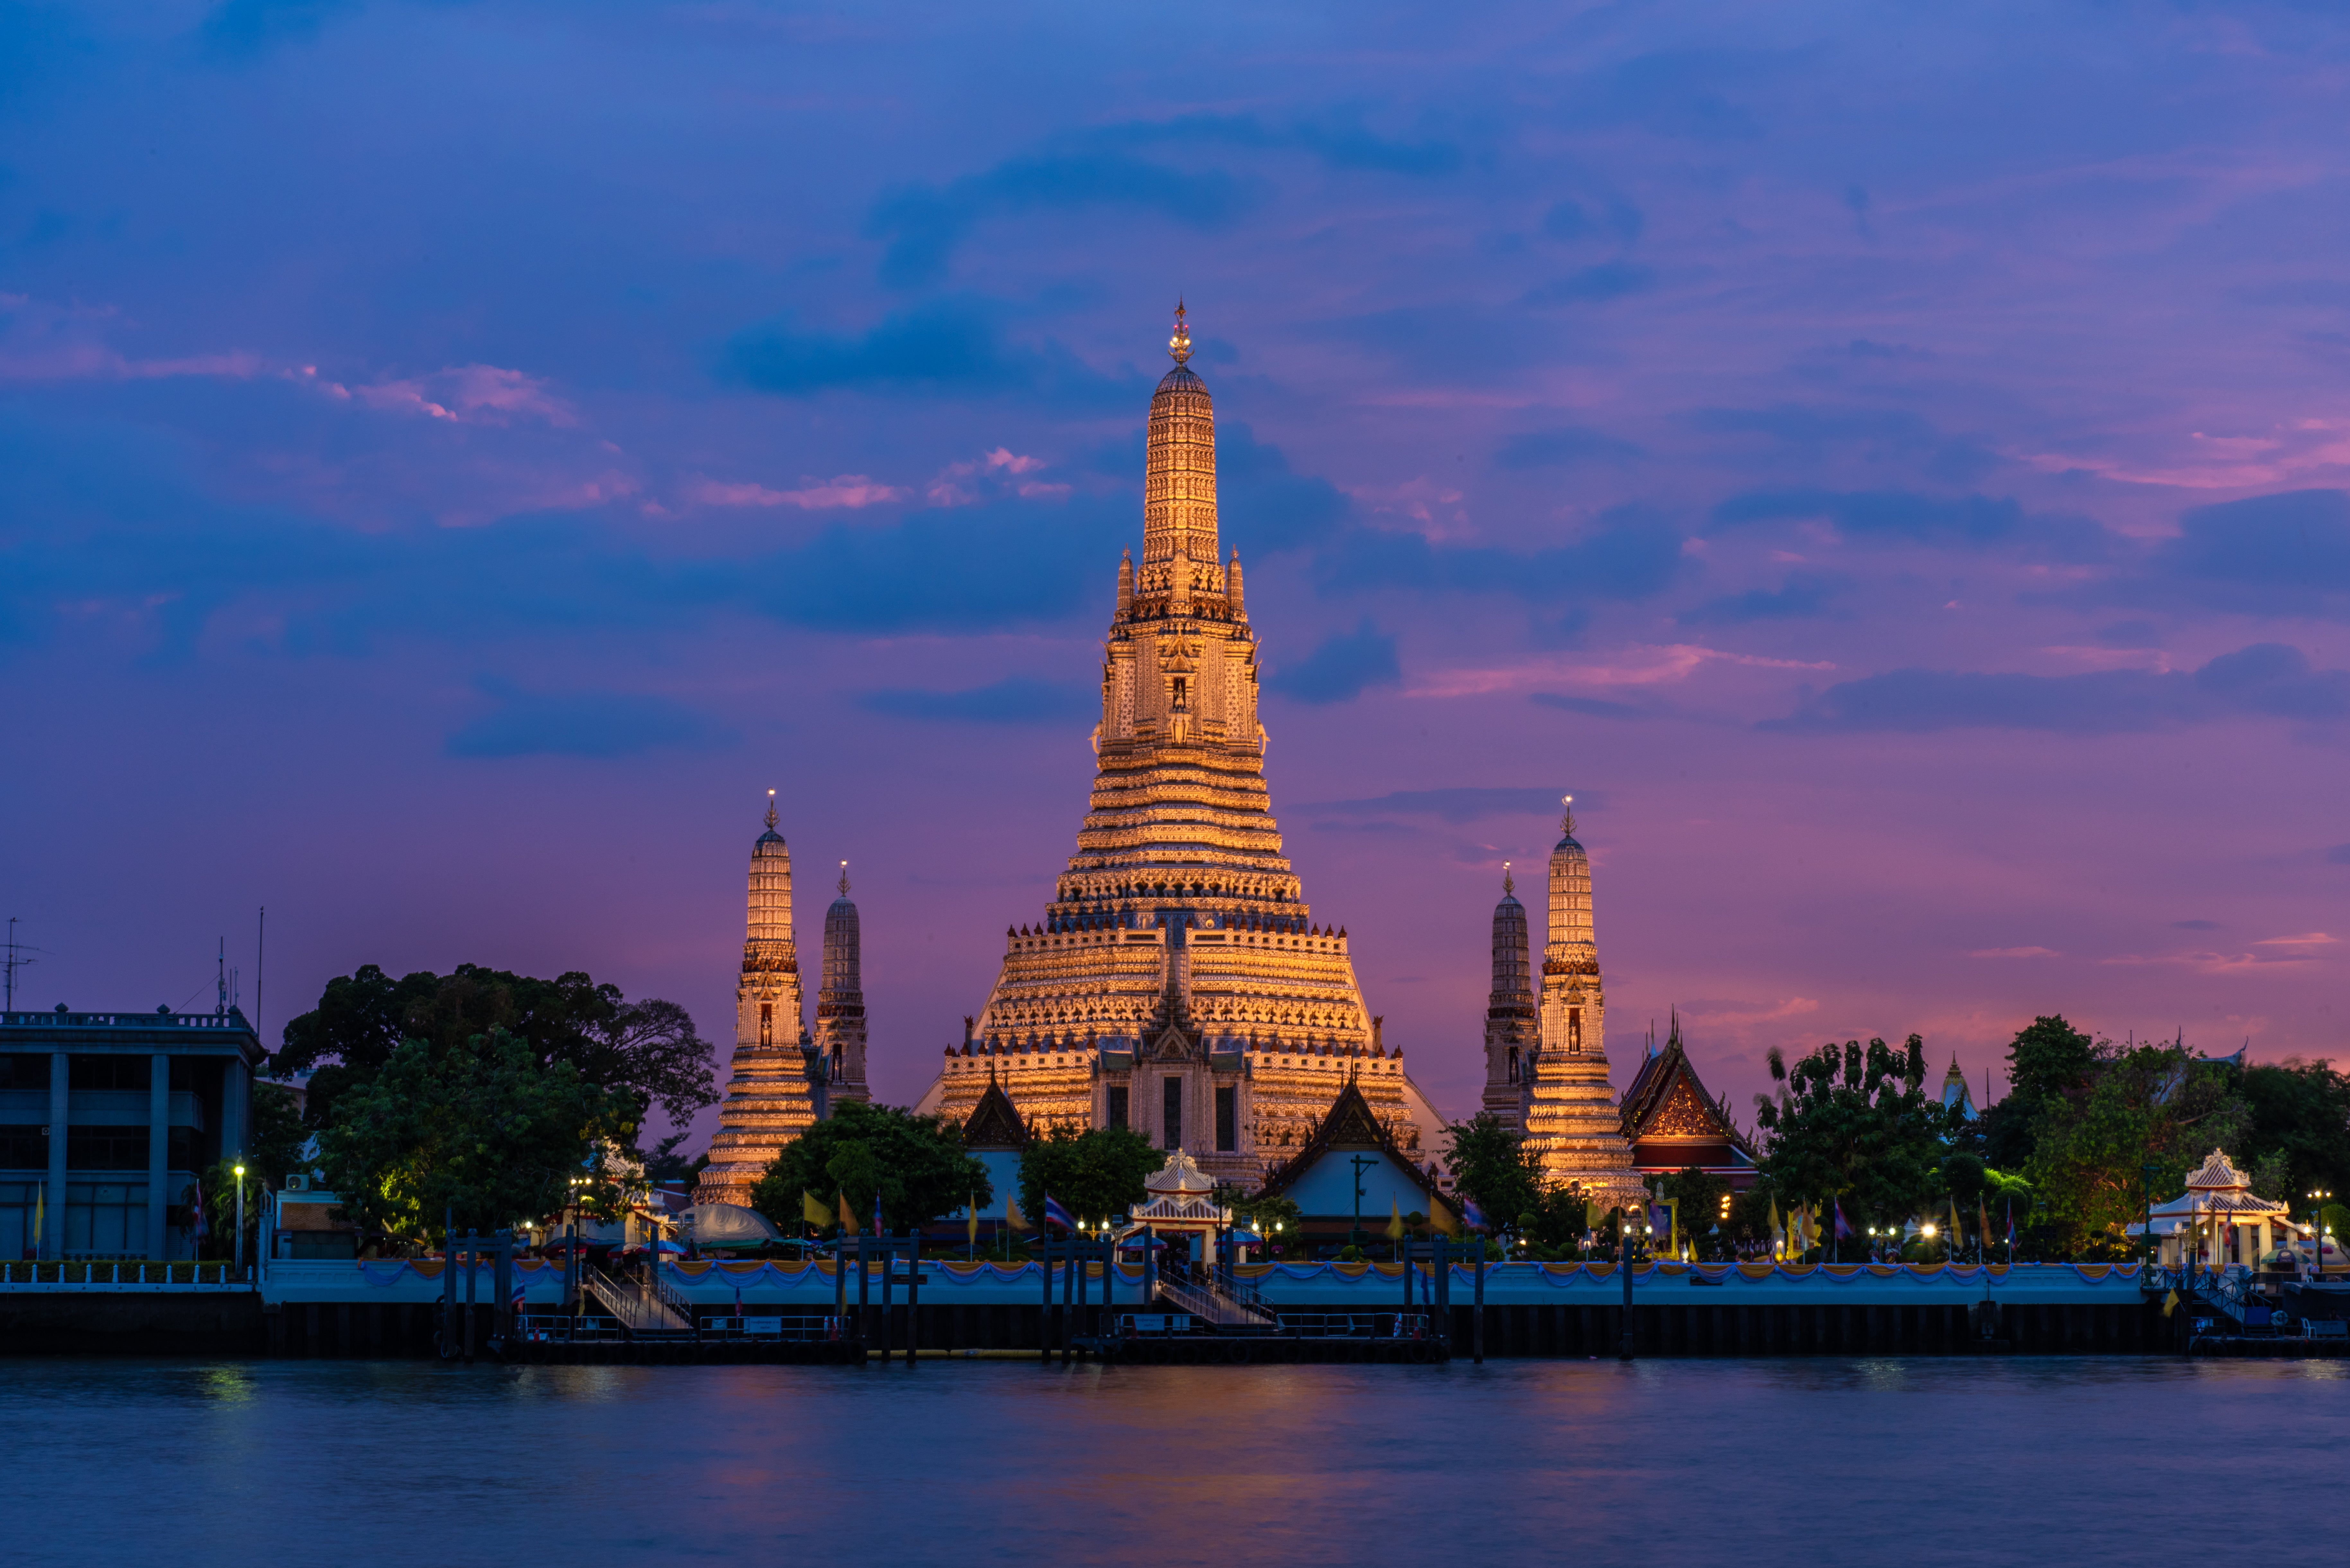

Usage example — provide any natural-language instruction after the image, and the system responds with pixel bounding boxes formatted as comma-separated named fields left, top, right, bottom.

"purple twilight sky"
left=4, top=1, right=2347, bottom=1149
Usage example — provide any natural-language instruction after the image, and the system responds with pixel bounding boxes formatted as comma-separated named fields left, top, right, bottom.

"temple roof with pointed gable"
left=1256, top=1077, right=1459, bottom=1222
left=961, top=1074, right=1029, bottom=1151
left=1617, top=1020, right=1757, bottom=1179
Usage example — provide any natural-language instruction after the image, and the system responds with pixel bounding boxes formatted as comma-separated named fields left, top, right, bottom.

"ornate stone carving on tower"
left=917, top=305, right=1444, bottom=1181
left=1520, top=796, right=1647, bottom=1206
left=695, top=793, right=819, bottom=1206
left=1480, top=864, right=1537, bottom=1132
left=817, top=863, right=870, bottom=1105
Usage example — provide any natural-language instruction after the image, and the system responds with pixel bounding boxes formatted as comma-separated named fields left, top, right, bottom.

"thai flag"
left=1462, top=1197, right=1490, bottom=1233
left=1043, top=1194, right=1077, bottom=1232
left=1833, top=1201, right=1853, bottom=1241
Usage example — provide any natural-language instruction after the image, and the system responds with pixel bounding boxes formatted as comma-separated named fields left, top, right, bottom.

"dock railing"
left=0, top=1260, right=248, bottom=1290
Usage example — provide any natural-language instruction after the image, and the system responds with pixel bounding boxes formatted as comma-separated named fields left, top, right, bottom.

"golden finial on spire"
left=765, top=788, right=778, bottom=832
left=839, top=861, right=850, bottom=896
left=1560, top=793, right=1577, bottom=838
left=1503, top=860, right=1514, bottom=895
left=1168, top=298, right=1191, bottom=365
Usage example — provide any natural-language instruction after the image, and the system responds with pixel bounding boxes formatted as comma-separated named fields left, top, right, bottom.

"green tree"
left=1019, top=1124, right=1162, bottom=1226
left=1981, top=1015, right=2099, bottom=1169
left=1754, top=1035, right=1951, bottom=1229
left=747, top=1101, right=990, bottom=1234
left=276, top=964, right=717, bottom=1139
left=314, top=1028, right=631, bottom=1243
left=2238, top=1057, right=2350, bottom=1204
left=2024, top=1039, right=2246, bottom=1257
left=1223, top=1188, right=1304, bottom=1250
left=1521, top=1187, right=1594, bottom=1254
left=1442, top=1112, right=1542, bottom=1226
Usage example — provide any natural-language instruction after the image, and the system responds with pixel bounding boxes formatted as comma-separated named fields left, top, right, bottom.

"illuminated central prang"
left=916, top=307, right=1444, bottom=1181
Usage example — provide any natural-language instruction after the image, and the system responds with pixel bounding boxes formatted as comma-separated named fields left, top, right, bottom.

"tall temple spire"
left=695, top=795, right=818, bottom=1205
left=1136, top=302, right=1224, bottom=615
left=1522, top=794, right=1647, bottom=1206
left=1481, top=865, right=1536, bottom=1126
left=919, top=311, right=1441, bottom=1177
left=818, top=859, right=869, bottom=1105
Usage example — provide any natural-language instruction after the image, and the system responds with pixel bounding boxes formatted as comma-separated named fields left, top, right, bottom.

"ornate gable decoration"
left=1319, top=1079, right=1390, bottom=1148
left=962, top=1077, right=1029, bottom=1151
left=1618, top=1031, right=1756, bottom=1157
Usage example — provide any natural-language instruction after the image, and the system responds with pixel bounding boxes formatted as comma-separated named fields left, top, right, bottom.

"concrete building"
left=1, top=1004, right=262, bottom=1260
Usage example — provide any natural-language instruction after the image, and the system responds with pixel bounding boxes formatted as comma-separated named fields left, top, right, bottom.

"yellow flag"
left=802, top=1191, right=834, bottom=1228
left=967, top=1197, right=978, bottom=1251
left=1005, top=1194, right=1030, bottom=1232
left=2162, top=1289, right=2179, bottom=1318
left=1979, top=1194, right=1992, bottom=1254
left=1385, top=1198, right=1404, bottom=1241
left=1951, top=1196, right=1964, bottom=1251
left=1430, top=1200, right=1459, bottom=1238
left=838, top=1191, right=859, bottom=1236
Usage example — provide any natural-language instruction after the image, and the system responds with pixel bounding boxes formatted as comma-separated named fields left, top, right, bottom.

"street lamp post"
left=2142, top=1163, right=2161, bottom=1273
left=233, top=1164, right=246, bottom=1277
left=2308, top=1188, right=2334, bottom=1280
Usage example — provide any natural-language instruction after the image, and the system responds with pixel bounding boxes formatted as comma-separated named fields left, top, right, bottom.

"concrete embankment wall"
left=0, top=1292, right=266, bottom=1355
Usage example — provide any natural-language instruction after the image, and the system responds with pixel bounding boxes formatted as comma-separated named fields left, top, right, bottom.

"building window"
left=1162, top=1075, right=1183, bottom=1149
left=1568, top=1008, right=1582, bottom=1055
left=66, top=1126, right=150, bottom=1170
left=760, top=1002, right=773, bottom=1047
left=0, top=1126, right=46, bottom=1168
left=68, top=1057, right=149, bottom=1091
left=1108, top=1086, right=1129, bottom=1129
left=64, top=1182, right=147, bottom=1257
left=1215, top=1087, right=1237, bottom=1152
left=1508, top=1047, right=1520, bottom=1083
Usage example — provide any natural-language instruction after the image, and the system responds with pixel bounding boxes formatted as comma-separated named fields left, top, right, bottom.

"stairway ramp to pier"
left=581, top=1266, right=692, bottom=1336
left=1155, top=1263, right=1276, bottom=1328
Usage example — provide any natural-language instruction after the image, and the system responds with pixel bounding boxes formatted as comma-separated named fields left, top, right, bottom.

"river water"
left=4, top=1356, right=2339, bottom=1565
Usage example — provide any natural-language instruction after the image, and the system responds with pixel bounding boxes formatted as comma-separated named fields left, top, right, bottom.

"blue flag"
left=1043, top=1194, right=1077, bottom=1232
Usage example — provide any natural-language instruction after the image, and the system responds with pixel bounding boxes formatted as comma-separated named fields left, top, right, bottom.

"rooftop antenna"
left=216, top=938, right=227, bottom=1018
left=3, top=917, right=31, bottom=1014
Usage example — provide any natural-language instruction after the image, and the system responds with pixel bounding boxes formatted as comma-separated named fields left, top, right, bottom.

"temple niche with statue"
left=696, top=308, right=1712, bottom=1222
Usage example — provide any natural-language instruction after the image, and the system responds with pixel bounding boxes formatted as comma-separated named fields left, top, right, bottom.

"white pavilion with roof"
left=2143, top=1149, right=2293, bottom=1270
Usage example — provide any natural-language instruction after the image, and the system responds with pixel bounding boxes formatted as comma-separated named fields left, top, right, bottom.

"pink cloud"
left=691, top=475, right=904, bottom=509
left=1409, top=643, right=1835, bottom=699
left=0, top=293, right=263, bottom=383
left=1971, top=946, right=2061, bottom=959
left=927, top=448, right=1065, bottom=505
left=293, top=362, right=575, bottom=426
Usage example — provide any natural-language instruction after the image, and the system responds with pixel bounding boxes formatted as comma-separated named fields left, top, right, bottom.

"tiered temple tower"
left=695, top=793, right=819, bottom=1205
left=918, top=305, right=1442, bottom=1181
left=1520, top=797, right=1648, bottom=1206
left=817, top=864, right=870, bottom=1105
left=1480, top=866, right=1536, bottom=1130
